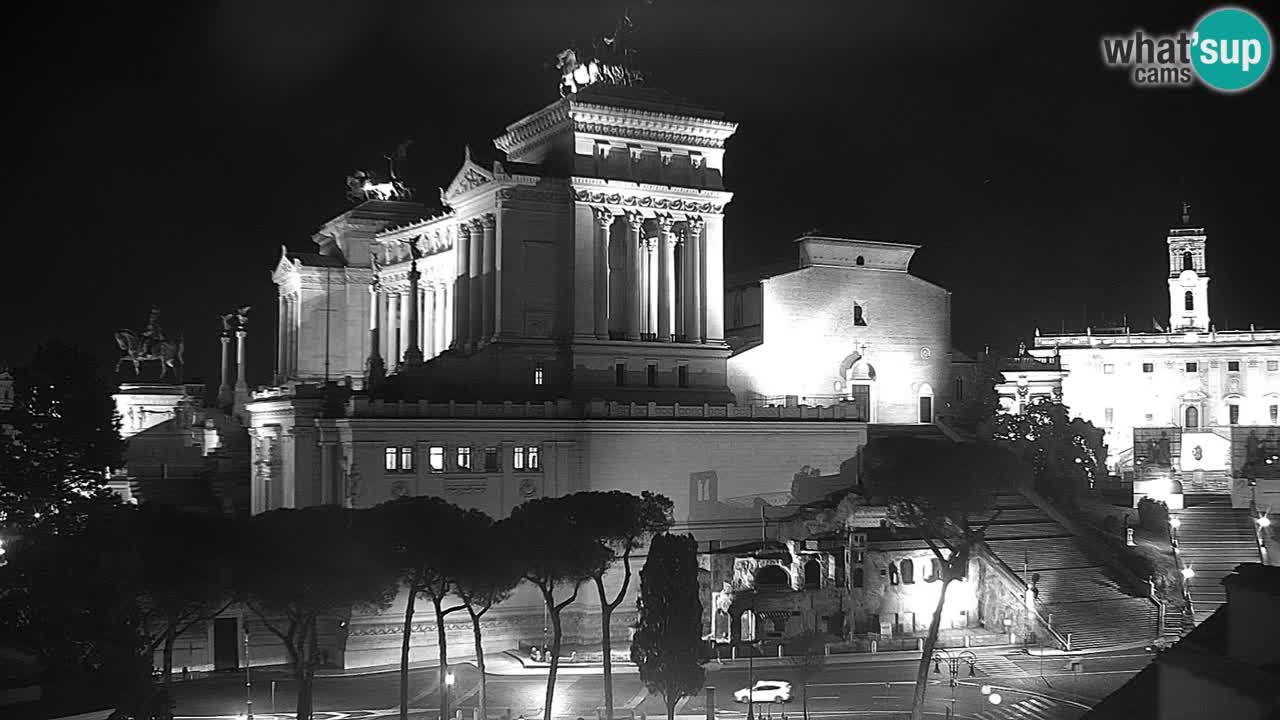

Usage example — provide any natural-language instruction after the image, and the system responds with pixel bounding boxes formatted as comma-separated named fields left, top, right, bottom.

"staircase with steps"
left=1175, top=497, right=1262, bottom=624
left=978, top=494, right=1160, bottom=651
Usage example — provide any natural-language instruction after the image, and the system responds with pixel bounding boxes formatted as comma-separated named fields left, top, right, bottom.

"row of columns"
left=454, top=215, right=498, bottom=352
left=593, top=209, right=708, bottom=343
left=369, top=280, right=454, bottom=370
left=276, top=292, right=300, bottom=380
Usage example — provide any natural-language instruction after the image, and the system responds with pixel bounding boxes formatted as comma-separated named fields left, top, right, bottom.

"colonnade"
left=370, top=280, right=454, bottom=369
left=595, top=209, right=709, bottom=343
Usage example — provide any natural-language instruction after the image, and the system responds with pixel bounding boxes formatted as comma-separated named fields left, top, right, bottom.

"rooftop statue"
left=346, top=140, right=414, bottom=203
left=115, top=306, right=184, bottom=380
left=556, top=7, right=647, bottom=96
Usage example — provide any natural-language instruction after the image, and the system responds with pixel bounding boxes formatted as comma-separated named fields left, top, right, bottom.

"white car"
left=735, top=681, right=792, bottom=704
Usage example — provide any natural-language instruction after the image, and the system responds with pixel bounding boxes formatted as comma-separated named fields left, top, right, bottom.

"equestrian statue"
left=115, top=306, right=185, bottom=380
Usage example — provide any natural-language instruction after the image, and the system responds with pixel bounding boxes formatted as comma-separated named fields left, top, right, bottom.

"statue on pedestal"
left=115, top=306, right=184, bottom=380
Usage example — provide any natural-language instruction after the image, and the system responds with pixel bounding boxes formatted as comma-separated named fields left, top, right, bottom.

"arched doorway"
left=1185, top=405, right=1200, bottom=429
left=756, top=565, right=790, bottom=589
left=803, top=559, right=821, bottom=589
left=917, top=383, right=935, bottom=424
left=838, top=352, right=877, bottom=422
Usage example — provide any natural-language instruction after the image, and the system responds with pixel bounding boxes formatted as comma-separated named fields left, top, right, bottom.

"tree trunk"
left=596, top=576, right=615, bottom=720
left=910, top=577, right=953, bottom=720
left=666, top=694, right=677, bottom=720
left=434, top=596, right=451, bottom=720
left=469, top=608, right=488, bottom=720
left=802, top=682, right=808, bottom=720
left=162, top=627, right=176, bottom=692
left=542, top=594, right=563, bottom=720
left=400, top=585, right=418, bottom=720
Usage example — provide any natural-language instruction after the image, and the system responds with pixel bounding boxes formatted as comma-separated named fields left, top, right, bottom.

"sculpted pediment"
left=442, top=148, right=494, bottom=203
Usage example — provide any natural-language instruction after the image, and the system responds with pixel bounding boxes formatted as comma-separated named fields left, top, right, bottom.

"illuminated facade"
left=1016, top=211, right=1280, bottom=505
left=244, top=83, right=972, bottom=668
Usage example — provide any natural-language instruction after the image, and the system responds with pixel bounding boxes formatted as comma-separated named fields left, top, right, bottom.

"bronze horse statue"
left=115, top=330, right=184, bottom=380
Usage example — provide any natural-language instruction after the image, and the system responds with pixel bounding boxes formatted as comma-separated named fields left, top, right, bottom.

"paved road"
left=170, top=647, right=1153, bottom=720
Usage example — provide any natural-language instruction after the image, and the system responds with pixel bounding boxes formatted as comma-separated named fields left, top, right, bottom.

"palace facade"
left=997, top=210, right=1280, bottom=508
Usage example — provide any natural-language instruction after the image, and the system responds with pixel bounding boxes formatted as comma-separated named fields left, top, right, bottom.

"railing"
left=978, top=542, right=1070, bottom=651
left=345, top=397, right=871, bottom=421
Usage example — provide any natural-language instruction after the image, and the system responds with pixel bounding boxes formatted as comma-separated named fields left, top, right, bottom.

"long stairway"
left=1175, top=497, right=1261, bottom=624
left=979, top=494, right=1160, bottom=650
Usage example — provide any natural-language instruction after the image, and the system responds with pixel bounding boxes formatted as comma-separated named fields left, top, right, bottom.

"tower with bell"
left=1167, top=202, right=1210, bottom=332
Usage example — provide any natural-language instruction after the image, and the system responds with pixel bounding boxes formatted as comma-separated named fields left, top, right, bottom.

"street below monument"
left=168, top=646, right=1153, bottom=720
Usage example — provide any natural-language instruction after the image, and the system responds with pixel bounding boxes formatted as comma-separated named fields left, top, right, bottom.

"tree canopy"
left=994, top=398, right=1107, bottom=504
left=631, top=532, right=705, bottom=720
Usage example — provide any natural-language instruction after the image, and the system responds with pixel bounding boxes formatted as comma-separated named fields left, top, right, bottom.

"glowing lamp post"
left=1181, top=566, right=1195, bottom=580
left=1169, top=517, right=1181, bottom=547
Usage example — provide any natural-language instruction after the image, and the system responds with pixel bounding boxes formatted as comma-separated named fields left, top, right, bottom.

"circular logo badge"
left=1192, top=7, right=1273, bottom=92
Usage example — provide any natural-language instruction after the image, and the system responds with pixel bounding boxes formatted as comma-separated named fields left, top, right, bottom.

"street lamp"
left=1181, top=566, right=1195, bottom=580
left=931, top=649, right=976, bottom=719
left=1169, top=517, right=1181, bottom=547
left=1258, top=515, right=1272, bottom=529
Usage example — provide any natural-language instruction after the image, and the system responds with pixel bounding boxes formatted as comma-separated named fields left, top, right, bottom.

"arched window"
left=756, top=565, right=789, bottom=589
left=1185, top=291, right=1194, bottom=311
left=855, top=255, right=865, bottom=266
left=853, top=304, right=867, bottom=326
left=888, top=564, right=900, bottom=585
left=1183, top=251, right=1194, bottom=271
left=803, top=559, right=821, bottom=589
left=900, top=559, right=915, bottom=584
left=852, top=567, right=865, bottom=588
left=1185, top=405, right=1199, bottom=429
left=927, top=558, right=942, bottom=582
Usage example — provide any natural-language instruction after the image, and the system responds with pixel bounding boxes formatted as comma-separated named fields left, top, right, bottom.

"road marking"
left=809, top=696, right=840, bottom=700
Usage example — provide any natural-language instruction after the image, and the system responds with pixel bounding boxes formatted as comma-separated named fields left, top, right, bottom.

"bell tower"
left=1166, top=202, right=1210, bottom=332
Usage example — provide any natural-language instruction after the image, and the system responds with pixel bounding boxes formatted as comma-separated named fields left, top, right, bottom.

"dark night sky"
left=10, top=1, right=1279, bottom=391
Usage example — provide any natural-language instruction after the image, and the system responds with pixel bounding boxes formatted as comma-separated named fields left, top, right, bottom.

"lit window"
left=853, top=304, right=867, bottom=327
left=429, top=446, right=445, bottom=472
left=1142, top=363, right=1154, bottom=373
left=1186, top=362, right=1198, bottom=372
left=678, top=365, right=689, bottom=388
left=1184, top=291, right=1194, bottom=311
left=386, top=446, right=414, bottom=473
left=1103, top=364, right=1114, bottom=374
left=888, top=564, right=899, bottom=586
left=513, top=446, right=541, bottom=471
left=1105, top=408, right=1114, bottom=425
left=1182, top=251, right=1193, bottom=271
left=1271, top=405, right=1278, bottom=423
left=615, top=362, right=627, bottom=386
left=484, top=447, right=499, bottom=471
left=1229, top=405, right=1240, bottom=425
left=399, top=447, right=414, bottom=472
left=534, top=362, right=545, bottom=386
left=1269, top=361, right=1279, bottom=372
left=647, top=364, right=657, bottom=387
left=1228, top=361, right=1240, bottom=372
left=855, top=255, right=865, bottom=266
left=385, top=447, right=397, bottom=472
left=456, top=447, right=472, bottom=471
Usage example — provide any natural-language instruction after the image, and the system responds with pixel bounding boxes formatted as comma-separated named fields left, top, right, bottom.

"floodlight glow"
left=988, top=693, right=1002, bottom=705
left=980, top=685, right=992, bottom=695
left=446, top=672, right=456, bottom=686
left=1257, top=516, right=1271, bottom=528
left=1181, top=566, right=1195, bottom=579
left=1170, top=518, right=1182, bottom=529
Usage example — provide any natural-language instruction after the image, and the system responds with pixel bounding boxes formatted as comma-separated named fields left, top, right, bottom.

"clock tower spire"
left=1166, top=202, right=1210, bottom=332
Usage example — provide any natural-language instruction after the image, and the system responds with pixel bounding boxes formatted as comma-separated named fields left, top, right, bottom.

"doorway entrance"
left=213, top=617, right=239, bottom=671
left=919, top=396, right=933, bottom=423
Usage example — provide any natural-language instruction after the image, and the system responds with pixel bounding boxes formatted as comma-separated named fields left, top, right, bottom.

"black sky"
left=10, top=0, right=1279, bottom=390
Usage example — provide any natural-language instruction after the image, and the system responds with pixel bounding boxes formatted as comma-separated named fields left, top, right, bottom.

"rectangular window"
left=386, top=446, right=413, bottom=472
left=514, top=446, right=525, bottom=470
left=647, top=363, right=658, bottom=387
left=678, top=365, right=689, bottom=388
left=615, top=362, right=627, bottom=386
left=456, top=447, right=472, bottom=471
left=1103, top=364, right=1114, bottom=374
left=534, top=362, right=545, bottom=386
left=399, top=447, right=414, bottom=472
left=1271, top=405, right=1279, bottom=423
left=527, top=445, right=540, bottom=470
left=385, top=447, right=398, bottom=472
left=1269, top=360, right=1279, bottom=372
left=1229, top=405, right=1240, bottom=425
left=484, top=447, right=499, bottom=471
left=954, top=377, right=964, bottom=402
left=1105, top=408, right=1114, bottom=425
left=429, top=446, right=445, bottom=473
left=1145, top=413, right=1154, bottom=423
left=1142, top=363, right=1154, bottom=373
left=1228, top=361, right=1241, bottom=372
left=1186, top=362, right=1198, bottom=372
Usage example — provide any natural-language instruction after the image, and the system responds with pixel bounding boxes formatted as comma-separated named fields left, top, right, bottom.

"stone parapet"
left=344, top=396, right=868, bottom=421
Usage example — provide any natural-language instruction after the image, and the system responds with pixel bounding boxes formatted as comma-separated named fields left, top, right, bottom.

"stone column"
left=367, top=282, right=385, bottom=385
left=235, top=329, right=248, bottom=392
left=646, top=239, right=659, bottom=337
left=403, top=261, right=423, bottom=369
left=218, top=332, right=233, bottom=408
left=275, top=296, right=286, bottom=382
left=704, top=214, right=726, bottom=343
left=443, top=284, right=453, bottom=350
left=626, top=213, right=643, bottom=341
left=454, top=223, right=471, bottom=351
left=422, top=283, right=435, bottom=358
left=286, top=295, right=297, bottom=377
left=481, top=214, right=496, bottom=343
left=594, top=208, right=613, bottom=339
left=398, top=289, right=413, bottom=368
left=657, top=216, right=677, bottom=342
left=387, top=291, right=400, bottom=365
left=468, top=219, right=483, bottom=349
left=686, top=217, right=704, bottom=343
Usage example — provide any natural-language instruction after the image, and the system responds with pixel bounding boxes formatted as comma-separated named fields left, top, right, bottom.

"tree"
left=133, top=506, right=236, bottom=693
left=503, top=496, right=611, bottom=720
left=0, top=340, right=124, bottom=535
left=631, top=533, right=705, bottom=720
left=860, top=436, right=1028, bottom=720
left=239, top=506, right=399, bottom=720
left=453, top=514, right=522, bottom=720
left=994, top=398, right=1107, bottom=505
left=568, top=491, right=673, bottom=720
left=374, top=497, right=479, bottom=720
left=786, top=630, right=826, bottom=720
